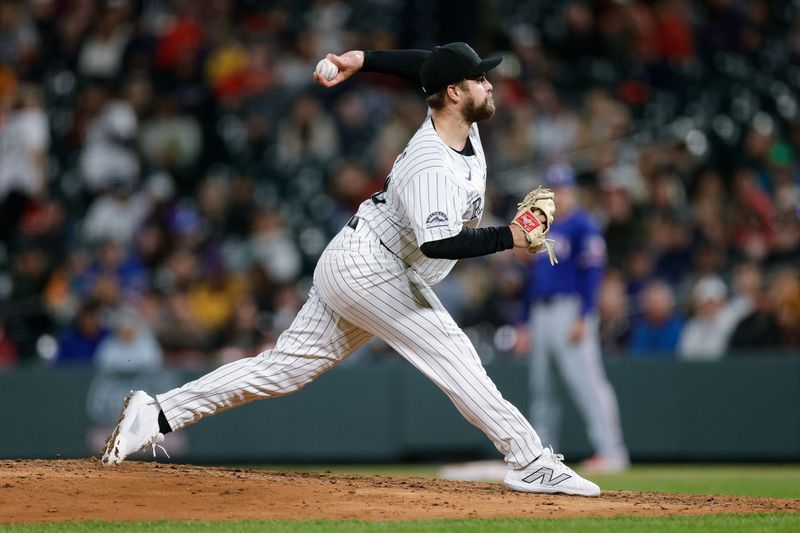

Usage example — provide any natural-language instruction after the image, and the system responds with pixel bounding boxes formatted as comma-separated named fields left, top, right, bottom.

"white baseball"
left=315, top=58, right=338, bottom=81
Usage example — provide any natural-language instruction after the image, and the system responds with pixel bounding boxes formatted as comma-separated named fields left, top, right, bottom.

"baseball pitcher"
left=101, top=43, right=600, bottom=496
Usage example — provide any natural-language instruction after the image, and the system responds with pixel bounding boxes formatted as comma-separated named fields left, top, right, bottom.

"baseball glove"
left=511, top=186, right=558, bottom=265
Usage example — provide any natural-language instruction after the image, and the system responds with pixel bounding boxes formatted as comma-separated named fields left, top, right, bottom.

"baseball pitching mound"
left=1, top=459, right=797, bottom=523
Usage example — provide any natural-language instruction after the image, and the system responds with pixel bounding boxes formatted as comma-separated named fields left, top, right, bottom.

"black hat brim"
left=472, top=56, right=502, bottom=76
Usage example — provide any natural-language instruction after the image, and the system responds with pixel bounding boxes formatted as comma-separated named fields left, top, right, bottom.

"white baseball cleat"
left=100, top=390, right=168, bottom=466
left=504, top=446, right=600, bottom=497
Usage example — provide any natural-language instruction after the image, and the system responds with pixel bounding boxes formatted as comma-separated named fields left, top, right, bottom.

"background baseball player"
left=101, top=43, right=599, bottom=496
left=521, top=163, right=629, bottom=473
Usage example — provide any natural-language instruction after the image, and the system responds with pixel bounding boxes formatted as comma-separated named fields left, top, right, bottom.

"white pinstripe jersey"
left=355, top=114, right=487, bottom=285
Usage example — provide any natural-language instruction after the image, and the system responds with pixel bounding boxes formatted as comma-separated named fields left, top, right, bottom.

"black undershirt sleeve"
left=362, top=49, right=430, bottom=85
left=420, top=226, right=515, bottom=260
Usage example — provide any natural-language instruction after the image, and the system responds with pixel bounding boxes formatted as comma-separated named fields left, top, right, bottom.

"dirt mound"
left=1, top=459, right=797, bottom=523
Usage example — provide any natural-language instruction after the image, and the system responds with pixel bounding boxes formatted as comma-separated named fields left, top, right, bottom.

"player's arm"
left=420, top=224, right=529, bottom=259
left=313, top=49, right=429, bottom=88
left=398, top=167, right=531, bottom=259
left=362, top=49, right=429, bottom=82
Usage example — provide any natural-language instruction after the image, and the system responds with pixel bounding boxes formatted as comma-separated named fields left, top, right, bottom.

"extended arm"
left=313, top=49, right=430, bottom=88
left=420, top=224, right=530, bottom=260
left=362, top=49, right=429, bottom=83
left=421, top=226, right=512, bottom=259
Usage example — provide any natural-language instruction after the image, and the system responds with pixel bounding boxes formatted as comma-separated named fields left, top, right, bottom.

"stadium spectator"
left=0, top=82, right=49, bottom=245
left=76, top=1, right=131, bottom=80
left=730, top=262, right=763, bottom=312
left=595, top=180, right=644, bottom=268
left=528, top=80, right=580, bottom=161
left=770, top=182, right=800, bottom=262
left=677, top=275, right=752, bottom=361
left=0, top=83, right=48, bottom=198
left=275, top=95, right=340, bottom=169
left=54, top=299, right=109, bottom=365
left=597, top=269, right=632, bottom=355
left=79, top=85, right=140, bottom=194
left=95, top=307, right=163, bottom=371
left=217, top=297, right=267, bottom=364
left=731, top=167, right=775, bottom=262
left=0, top=0, right=39, bottom=68
left=224, top=174, right=257, bottom=238
left=82, top=178, right=151, bottom=245
left=729, top=268, right=800, bottom=353
left=770, top=268, right=800, bottom=351
left=144, top=288, right=210, bottom=367
left=689, top=168, right=729, bottom=251
left=186, top=251, right=246, bottom=336
left=628, top=280, right=683, bottom=357
left=0, top=0, right=798, bottom=370
left=77, top=240, right=148, bottom=299
left=248, top=209, right=302, bottom=286
left=139, top=95, right=204, bottom=175
left=327, top=160, right=379, bottom=231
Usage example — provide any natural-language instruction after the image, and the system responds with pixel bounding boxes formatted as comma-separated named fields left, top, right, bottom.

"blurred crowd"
left=1, top=0, right=799, bottom=371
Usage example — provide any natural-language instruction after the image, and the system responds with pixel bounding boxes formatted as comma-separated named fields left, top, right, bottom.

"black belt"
left=346, top=215, right=395, bottom=255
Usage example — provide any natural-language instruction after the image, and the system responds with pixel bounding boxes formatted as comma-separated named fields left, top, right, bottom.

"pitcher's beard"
left=462, top=94, right=495, bottom=123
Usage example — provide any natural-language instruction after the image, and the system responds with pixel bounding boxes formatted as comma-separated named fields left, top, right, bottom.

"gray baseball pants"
left=529, top=295, right=627, bottom=461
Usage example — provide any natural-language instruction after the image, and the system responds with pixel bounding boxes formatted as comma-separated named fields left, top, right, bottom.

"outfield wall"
left=1, top=356, right=798, bottom=462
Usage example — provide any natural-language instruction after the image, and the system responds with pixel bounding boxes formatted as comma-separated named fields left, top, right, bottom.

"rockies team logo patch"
left=425, top=211, right=449, bottom=228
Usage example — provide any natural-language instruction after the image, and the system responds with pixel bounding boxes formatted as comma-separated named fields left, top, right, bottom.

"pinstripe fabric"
left=155, top=113, right=544, bottom=469
left=157, top=285, right=373, bottom=430
left=317, top=221, right=543, bottom=467
left=158, top=220, right=542, bottom=468
left=357, top=115, right=487, bottom=285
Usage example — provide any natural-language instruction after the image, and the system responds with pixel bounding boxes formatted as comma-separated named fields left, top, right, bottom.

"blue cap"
left=543, top=163, right=575, bottom=187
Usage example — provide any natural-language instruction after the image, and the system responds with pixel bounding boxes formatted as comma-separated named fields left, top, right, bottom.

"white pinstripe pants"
left=157, top=220, right=543, bottom=468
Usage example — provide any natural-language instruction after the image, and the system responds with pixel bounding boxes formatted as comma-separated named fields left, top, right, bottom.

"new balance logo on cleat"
left=522, top=467, right=571, bottom=486
left=504, top=446, right=600, bottom=496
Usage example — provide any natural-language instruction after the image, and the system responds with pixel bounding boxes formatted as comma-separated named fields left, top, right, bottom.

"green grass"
left=3, top=464, right=798, bottom=532
left=256, top=463, right=800, bottom=499
left=588, top=464, right=800, bottom=499
left=2, top=515, right=800, bottom=533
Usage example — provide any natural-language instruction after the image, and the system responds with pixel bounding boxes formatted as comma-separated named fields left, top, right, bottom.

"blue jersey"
left=521, top=208, right=605, bottom=320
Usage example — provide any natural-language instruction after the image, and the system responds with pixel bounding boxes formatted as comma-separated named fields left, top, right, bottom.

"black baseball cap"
left=419, top=42, right=502, bottom=94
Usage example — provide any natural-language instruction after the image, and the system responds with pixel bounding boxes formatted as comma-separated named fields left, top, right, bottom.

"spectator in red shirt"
left=731, top=167, right=775, bottom=262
